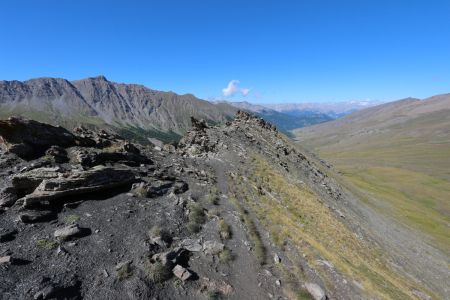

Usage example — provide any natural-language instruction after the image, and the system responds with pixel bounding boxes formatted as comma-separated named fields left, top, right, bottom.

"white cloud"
left=240, top=88, right=250, bottom=97
left=222, top=80, right=240, bottom=97
left=222, top=80, right=251, bottom=97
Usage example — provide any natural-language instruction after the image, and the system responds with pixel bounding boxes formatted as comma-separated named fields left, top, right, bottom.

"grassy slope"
left=293, top=106, right=450, bottom=253
left=228, top=155, right=435, bottom=299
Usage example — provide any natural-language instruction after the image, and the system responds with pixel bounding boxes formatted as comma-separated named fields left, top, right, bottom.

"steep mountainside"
left=294, top=94, right=450, bottom=253
left=227, top=101, right=332, bottom=134
left=0, top=76, right=238, bottom=141
left=0, top=113, right=447, bottom=299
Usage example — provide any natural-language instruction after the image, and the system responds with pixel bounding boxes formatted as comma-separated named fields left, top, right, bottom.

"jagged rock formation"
left=0, top=76, right=238, bottom=140
left=0, top=113, right=447, bottom=300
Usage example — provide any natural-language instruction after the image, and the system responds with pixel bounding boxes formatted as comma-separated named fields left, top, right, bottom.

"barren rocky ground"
left=0, top=112, right=448, bottom=299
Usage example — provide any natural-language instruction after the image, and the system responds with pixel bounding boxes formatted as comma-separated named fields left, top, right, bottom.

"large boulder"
left=0, top=117, right=76, bottom=160
left=21, top=166, right=136, bottom=207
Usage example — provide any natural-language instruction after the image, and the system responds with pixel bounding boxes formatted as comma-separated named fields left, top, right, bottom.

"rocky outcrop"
left=131, top=178, right=187, bottom=198
left=235, top=110, right=277, bottom=132
left=21, top=166, right=136, bottom=207
left=72, top=126, right=121, bottom=148
left=70, top=145, right=151, bottom=168
left=0, top=117, right=76, bottom=159
left=178, top=117, right=216, bottom=156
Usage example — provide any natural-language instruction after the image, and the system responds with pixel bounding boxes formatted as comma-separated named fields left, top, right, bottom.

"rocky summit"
left=0, top=112, right=447, bottom=300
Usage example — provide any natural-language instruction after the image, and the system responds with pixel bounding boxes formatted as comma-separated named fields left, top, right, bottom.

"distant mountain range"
left=226, top=101, right=333, bottom=135
left=0, top=76, right=377, bottom=142
left=267, top=100, right=384, bottom=118
left=225, top=100, right=383, bottom=135
left=0, top=76, right=238, bottom=142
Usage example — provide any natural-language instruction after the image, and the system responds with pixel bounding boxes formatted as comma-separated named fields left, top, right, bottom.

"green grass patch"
left=36, top=239, right=58, bottom=250
left=64, top=214, right=81, bottom=223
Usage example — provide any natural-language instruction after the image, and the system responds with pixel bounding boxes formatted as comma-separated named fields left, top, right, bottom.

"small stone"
left=180, top=239, right=202, bottom=252
left=172, top=264, right=193, bottom=281
left=273, top=253, right=281, bottom=264
left=305, top=283, right=326, bottom=300
left=0, top=255, right=13, bottom=265
left=56, top=246, right=68, bottom=255
left=95, top=229, right=100, bottom=233
left=54, top=224, right=82, bottom=241
left=275, top=280, right=281, bottom=286
left=203, top=240, right=224, bottom=255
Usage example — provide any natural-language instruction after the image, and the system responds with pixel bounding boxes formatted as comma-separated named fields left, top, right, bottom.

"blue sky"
left=0, top=0, right=449, bottom=103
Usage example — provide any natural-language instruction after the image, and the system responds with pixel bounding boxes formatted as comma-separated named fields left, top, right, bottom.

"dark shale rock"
left=45, top=146, right=69, bottom=163
left=21, top=166, right=136, bottom=207
left=0, top=186, right=18, bottom=207
left=0, top=117, right=76, bottom=160
left=19, top=210, right=56, bottom=223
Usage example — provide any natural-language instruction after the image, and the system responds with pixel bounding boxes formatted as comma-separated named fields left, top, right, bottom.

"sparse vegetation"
left=117, top=263, right=133, bottom=281
left=207, top=208, right=220, bottom=218
left=218, top=219, right=231, bottom=240
left=149, top=225, right=171, bottom=242
left=207, top=187, right=220, bottom=205
left=132, top=184, right=148, bottom=197
left=207, top=290, right=222, bottom=300
left=36, top=239, right=58, bottom=250
left=219, top=248, right=234, bottom=264
left=145, top=261, right=172, bottom=283
left=187, top=203, right=206, bottom=233
left=297, top=289, right=314, bottom=300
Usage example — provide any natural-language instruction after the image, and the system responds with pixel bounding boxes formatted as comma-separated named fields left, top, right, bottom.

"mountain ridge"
left=0, top=76, right=238, bottom=142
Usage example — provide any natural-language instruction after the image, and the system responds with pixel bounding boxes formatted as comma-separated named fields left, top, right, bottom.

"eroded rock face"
left=22, top=166, right=136, bottom=207
left=0, top=117, right=76, bottom=159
